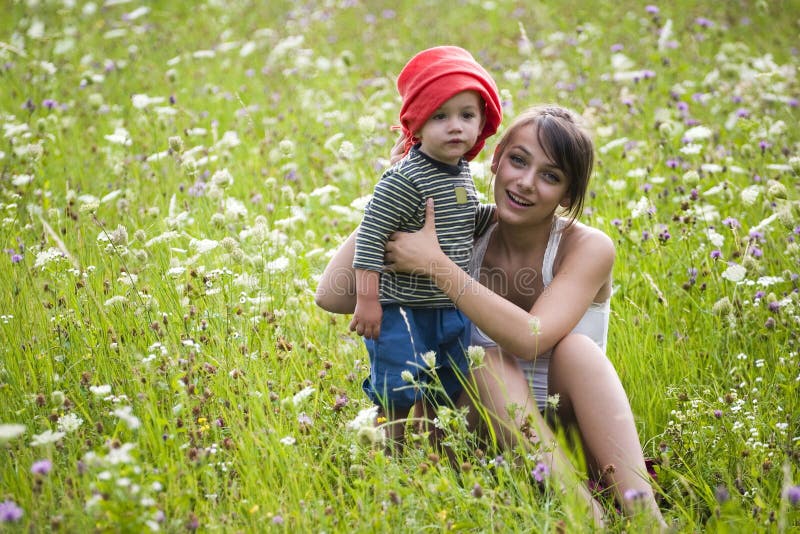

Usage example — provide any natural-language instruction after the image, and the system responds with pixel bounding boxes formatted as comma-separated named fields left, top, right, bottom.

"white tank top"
left=469, top=218, right=610, bottom=352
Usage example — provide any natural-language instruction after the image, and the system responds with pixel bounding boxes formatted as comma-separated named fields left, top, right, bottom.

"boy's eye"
left=432, top=113, right=446, bottom=120
left=462, top=111, right=476, bottom=119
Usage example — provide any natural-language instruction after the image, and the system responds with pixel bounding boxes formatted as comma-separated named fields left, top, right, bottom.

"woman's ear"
left=490, top=145, right=501, bottom=174
left=559, top=194, right=571, bottom=208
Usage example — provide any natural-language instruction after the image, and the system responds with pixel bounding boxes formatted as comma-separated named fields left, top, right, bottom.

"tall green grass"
left=1, top=1, right=798, bottom=531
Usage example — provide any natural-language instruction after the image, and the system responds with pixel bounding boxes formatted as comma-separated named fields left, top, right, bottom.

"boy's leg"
left=363, top=305, right=424, bottom=451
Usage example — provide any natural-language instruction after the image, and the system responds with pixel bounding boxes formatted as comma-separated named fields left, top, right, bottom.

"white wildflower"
left=105, top=442, right=136, bottom=465
left=215, top=131, right=240, bottom=149
left=131, top=94, right=165, bottom=109
left=280, top=436, right=296, bottom=446
left=357, top=115, right=376, bottom=133
left=278, top=139, right=295, bottom=156
left=679, top=143, right=703, bottom=155
left=401, top=370, right=415, bottom=383
left=546, top=394, right=561, bottom=409
left=90, top=384, right=112, bottom=397
left=57, top=413, right=84, bottom=433
left=706, top=228, right=725, bottom=247
left=721, top=264, right=747, bottom=283
left=630, top=196, right=652, bottom=218
left=467, top=345, right=485, bottom=368
left=626, top=168, right=648, bottom=179
left=606, top=179, right=627, bottom=191
left=30, top=429, right=66, bottom=446
left=338, top=141, right=355, bottom=160
left=356, top=426, right=386, bottom=447
left=740, top=185, right=760, bottom=206
left=266, top=256, right=289, bottom=272
left=420, top=350, right=437, bottom=369
left=700, top=163, right=723, bottom=173
left=34, top=248, right=65, bottom=269
left=113, top=406, right=141, bottom=430
left=529, top=316, right=542, bottom=336
left=190, top=238, right=219, bottom=254
left=104, top=127, right=132, bottom=146
left=292, top=386, right=315, bottom=406
left=0, top=424, right=26, bottom=442
left=125, top=6, right=150, bottom=20
left=683, top=125, right=713, bottom=141
left=11, top=174, right=34, bottom=186
left=346, top=406, right=379, bottom=431
left=211, top=168, right=233, bottom=189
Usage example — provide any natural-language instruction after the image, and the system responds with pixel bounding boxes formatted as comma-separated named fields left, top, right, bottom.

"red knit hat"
left=396, top=46, right=502, bottom=161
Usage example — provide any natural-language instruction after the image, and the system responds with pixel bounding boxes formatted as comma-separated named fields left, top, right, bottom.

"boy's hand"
left=350, top=297, right=382, bottom=339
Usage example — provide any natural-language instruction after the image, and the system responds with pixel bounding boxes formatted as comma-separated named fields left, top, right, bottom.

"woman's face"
left=491, top=124, right=571, bottom=225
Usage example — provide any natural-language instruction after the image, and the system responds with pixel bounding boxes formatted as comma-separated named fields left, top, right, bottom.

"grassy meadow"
left=1, top=0, right=799, bottom=531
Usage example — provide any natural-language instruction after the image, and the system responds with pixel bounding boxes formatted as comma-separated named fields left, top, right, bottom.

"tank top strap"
left=542, top=218, right=566, bottom=286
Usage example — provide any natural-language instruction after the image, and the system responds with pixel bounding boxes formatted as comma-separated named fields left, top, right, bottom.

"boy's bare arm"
left=349, top=269, right=382, bottom=339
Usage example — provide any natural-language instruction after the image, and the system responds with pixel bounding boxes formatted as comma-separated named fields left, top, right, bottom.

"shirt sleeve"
left=353, top=171, right=422, bottom=272
left=474, top=203, right=496, bottom=237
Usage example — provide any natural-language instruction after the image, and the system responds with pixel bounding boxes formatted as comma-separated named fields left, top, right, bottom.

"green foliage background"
left=1, top=0, right=799, bottom=531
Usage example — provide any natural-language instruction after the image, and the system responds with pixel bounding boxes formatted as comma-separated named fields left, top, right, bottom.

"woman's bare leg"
left=549, top=334, right=666, bottom=527
left=470, top=347, right=606, bottom=527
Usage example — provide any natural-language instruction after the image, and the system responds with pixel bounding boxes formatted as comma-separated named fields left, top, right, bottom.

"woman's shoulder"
left=560, top=220, right=615, bottom=264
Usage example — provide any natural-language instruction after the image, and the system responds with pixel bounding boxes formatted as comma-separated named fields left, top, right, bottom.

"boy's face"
left=416, top=91, right=484, bottom=166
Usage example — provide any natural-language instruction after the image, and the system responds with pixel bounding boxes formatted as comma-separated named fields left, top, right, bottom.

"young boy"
left=350, top=46, right=501, bottom=443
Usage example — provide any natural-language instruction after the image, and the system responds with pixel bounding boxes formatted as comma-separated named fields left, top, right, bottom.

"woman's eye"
left=543, top=172, right=559, bottom=183
left=510, top=155, right=526, bottom=165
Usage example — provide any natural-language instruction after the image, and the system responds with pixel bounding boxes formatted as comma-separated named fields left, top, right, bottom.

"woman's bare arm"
left=314, top=228, right=358, bottom=314
left=385, top=199, right=614, bottom=360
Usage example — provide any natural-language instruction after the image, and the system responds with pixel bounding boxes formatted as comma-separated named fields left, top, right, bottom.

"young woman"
left=315, top=105, right=667, bottom=528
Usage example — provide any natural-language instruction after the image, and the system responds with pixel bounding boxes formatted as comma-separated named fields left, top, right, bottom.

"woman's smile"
left=506, top=190, right=533, bottom=207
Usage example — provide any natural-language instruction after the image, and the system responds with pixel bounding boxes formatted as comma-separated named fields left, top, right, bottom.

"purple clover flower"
left=695, top=17, right=714, bottom=28
left=0, top=500, right=23, bottom=522
left=710, top=250, right=722, bottom=259
left=722, top=217, right=741, bottom=229
left=735, top=108, right=750, bottom=118
left=787, top=485, right=800, bottom=506
left=31, top=459, right=52, bottom=475
left=754, top=291, right=765, bottom=300
left=532, top=462, right=550, bottom=482
left=624, top=488, right=647, bottom=501
left=645, top=5, right=660, bottom=15
left=611, top=43, right=624, bottom=52
left=715, top=485, right=730, bottom=503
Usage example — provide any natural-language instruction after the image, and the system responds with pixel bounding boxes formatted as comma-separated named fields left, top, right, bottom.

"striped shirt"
left=354, top=146, right=494, bottom=307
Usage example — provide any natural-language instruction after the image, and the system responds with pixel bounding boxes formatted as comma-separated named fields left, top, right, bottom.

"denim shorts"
left=363, top=304, right=470, bottom=411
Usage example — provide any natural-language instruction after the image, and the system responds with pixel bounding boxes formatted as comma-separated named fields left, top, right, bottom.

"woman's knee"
left=551, top=333, right=605, bottom=367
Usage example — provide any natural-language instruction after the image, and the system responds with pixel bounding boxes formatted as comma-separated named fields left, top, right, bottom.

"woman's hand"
left=385, top=198, right=445, bottom=276
left=389, top=132, right=405, bottom=164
